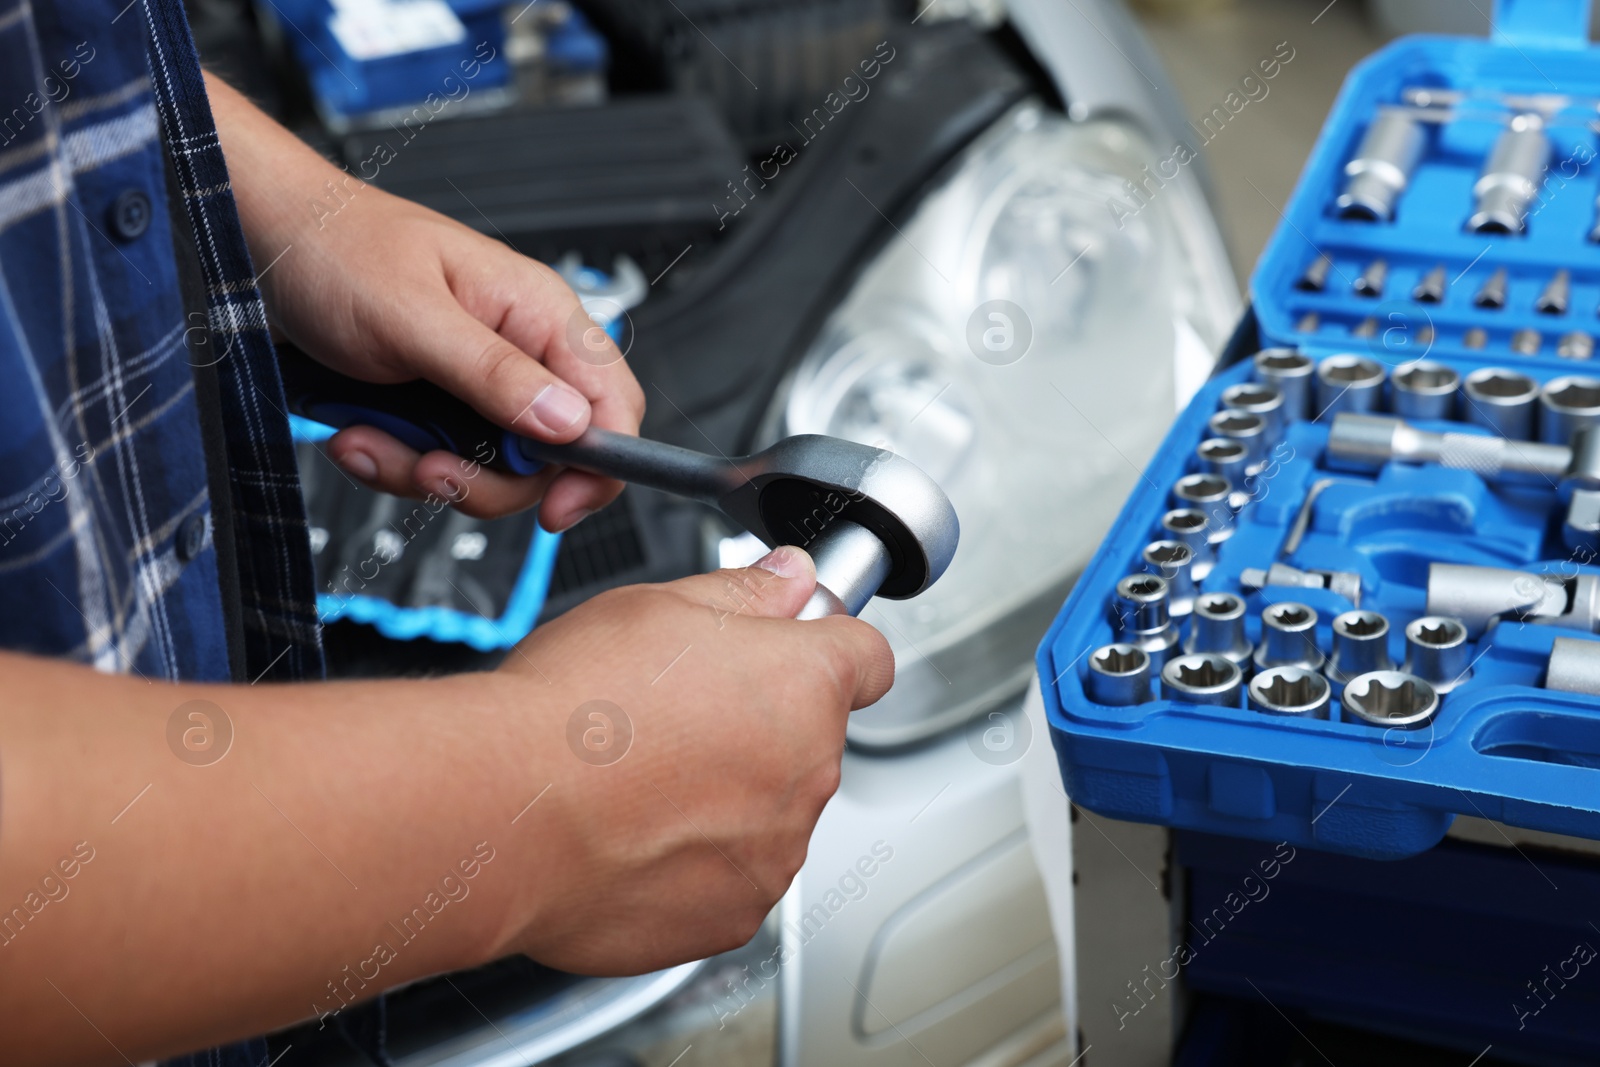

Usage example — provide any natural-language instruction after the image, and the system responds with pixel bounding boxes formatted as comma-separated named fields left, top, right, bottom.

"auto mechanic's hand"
left=210, top=75, right=644, bottom=531
left=491, top=546, right=895, bottom=975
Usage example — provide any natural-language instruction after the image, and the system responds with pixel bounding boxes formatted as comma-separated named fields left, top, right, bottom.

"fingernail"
left=530, top=383, right=590, bottom=433
left=551, top=508, right=594, bottom=533
left=336, top=450, right=377, bottom=481
left=754, top=545, right=809, bottom=579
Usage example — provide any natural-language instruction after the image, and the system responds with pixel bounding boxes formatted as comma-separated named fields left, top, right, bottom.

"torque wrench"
left=277, top=350, right=958, bottom=619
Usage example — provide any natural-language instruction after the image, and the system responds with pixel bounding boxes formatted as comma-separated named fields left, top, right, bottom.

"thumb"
left=672, top=545, right=818, bottom=620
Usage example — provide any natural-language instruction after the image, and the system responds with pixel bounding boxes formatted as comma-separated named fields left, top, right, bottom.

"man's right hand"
left=488, top=545, right=894, bottom=976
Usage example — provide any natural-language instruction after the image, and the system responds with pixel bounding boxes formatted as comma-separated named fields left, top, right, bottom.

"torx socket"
left=1462, top=367, right=1538, bottom=440
left=1249, top=666, right=1332, bottom=719
left=1112, top=574, right=1181, bottom=669
left=1159, top=508, right=1216, bottom=580
left=1172, top=474, right=1235, bottom=543
left=1391, top=361, right=1459, bottom=421
left=1160, top=653, right=1244, bottom=708
left=1539, top=376, right=1600, bottom=445
left=1468, top=116, right=1550, bottom=234
left=1253, top=348, right=1315, bottom=420
left=1545, top=636, right=1600, bottom=696
left=1474, top=267, right=1510, bottom=309
left=1184, top=591, right=1253, bottom=664
left=1342, top=671, right=1439, bottom=729
left=1142, top=540, right=1198, bottom=618
left=1337, top=109, right=1426, bottom=221
left=1402, top=615, right=1473, bottom=693
left=1315, top=354, right=1386, bottom=419
left=1297, top=255, right=1333, bottom=292
left=1207, top=410, right=1268, bottom=473
left=1222, top=382, right=1287, bottom=443
left=1196, top=437, right=1249, bottom=484
left=1255, top=602, right=1325, bottom=672
left=1354, top=259, right=1388, bottom=298
left=1537, top=269, right=1571, bottom=316
left=1086, top=643, right=1153, bottom=706
left=1559, top=332, right=1595, bottom=361
left=1326, top=610, right=1396, bottom=695
left=1412, top=264, right=1448, bottom=304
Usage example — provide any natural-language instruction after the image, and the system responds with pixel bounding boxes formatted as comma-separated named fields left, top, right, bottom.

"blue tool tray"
left=1038, top=0, right=1600, bottom=859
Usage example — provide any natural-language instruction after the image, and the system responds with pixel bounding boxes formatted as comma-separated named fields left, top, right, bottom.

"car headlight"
left=755, top=100, right=1239, bottom=747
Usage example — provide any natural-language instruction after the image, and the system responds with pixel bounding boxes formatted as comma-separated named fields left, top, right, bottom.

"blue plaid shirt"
left=0, top=0, right=322, bottom=684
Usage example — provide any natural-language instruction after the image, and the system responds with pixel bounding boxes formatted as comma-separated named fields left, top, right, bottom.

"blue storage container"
left=1040, top=0, right=1600, bottom=859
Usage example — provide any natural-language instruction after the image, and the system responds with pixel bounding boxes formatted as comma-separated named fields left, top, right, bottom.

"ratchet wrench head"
left=718, top=435, right=959, bottom=600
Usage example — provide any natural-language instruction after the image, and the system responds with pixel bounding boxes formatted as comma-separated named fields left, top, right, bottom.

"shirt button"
left=177, top=513, right=207, bottom=562
left=109, top=189, right=151, bottom=241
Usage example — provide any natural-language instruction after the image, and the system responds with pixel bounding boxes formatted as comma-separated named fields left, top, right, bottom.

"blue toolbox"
left=1039, top=0, right=1600, bottom=860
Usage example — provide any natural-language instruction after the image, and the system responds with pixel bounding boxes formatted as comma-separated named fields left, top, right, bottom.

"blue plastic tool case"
left=1039, top=0, right=1600, bottom=860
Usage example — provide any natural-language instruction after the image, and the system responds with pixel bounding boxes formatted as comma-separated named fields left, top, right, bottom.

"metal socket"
left=1402, top=615, right=1473, bottom=693
left=1184, top=592, right=1253, bottom=664
left=1537, top=269, right=1571, bottom=316
left=1160, top=653, right=1244, bottom=707
left=1341, top=671, right=1439, bottom=729
left=1559, top=332, right=1595, bottom=361
left=1327, top=610, right=1396, bottom=693
left=1391, top=361, right=1459, bottom=421
left=1337, top=109, right=1425, bottom=221
left=1253, top=349, right=1314, bottom=421
left=1208, top=410, right=1268, bottom=473
left=1222, top=382, right=1287, bottom=443
left=1546, top=636, right=1600, bottom=696
left=1539, top=376, right=1600, bottom=445
left=1172, top=474, right=1235, bottom=544
left=1354, top=259, right=1388, bottom=298
left=1142, top=540, right=1198, bottom=618
left=1297, top=256, right=1333, bottom=293
left=1468, top=117, right=1550, bottom=235
left=1086, top=643, right=1153, bottom=706
left=1412, top=264, right=1447, bottom=303
left=1197, top=437, right=1250, bottom=483
left=1462, top=367, right=1538, bottom=440
left=1112, top=574, right=1181, bottom=670
left=1255, top=602, right=1325, bottom=672
left=1315, top=355, right=1385, bottom=419
left=1426, top=563, right=1600, bottom=639
left=1474, top=267, right=1510, bottom=309
left=1249, top=666, right=1332, bottom=719
left=1159, top=508, right=1216, bottom=580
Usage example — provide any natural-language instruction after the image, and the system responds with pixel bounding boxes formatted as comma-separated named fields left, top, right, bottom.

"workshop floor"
left=1134, top=0, right=1389, bottom=292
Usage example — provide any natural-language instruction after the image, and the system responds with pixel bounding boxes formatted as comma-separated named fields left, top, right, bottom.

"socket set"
left=1040, top=2, right=1600, bottom=861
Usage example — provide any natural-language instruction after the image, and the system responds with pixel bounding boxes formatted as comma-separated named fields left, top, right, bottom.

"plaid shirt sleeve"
left=0, top=0, right=323, bottom=682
